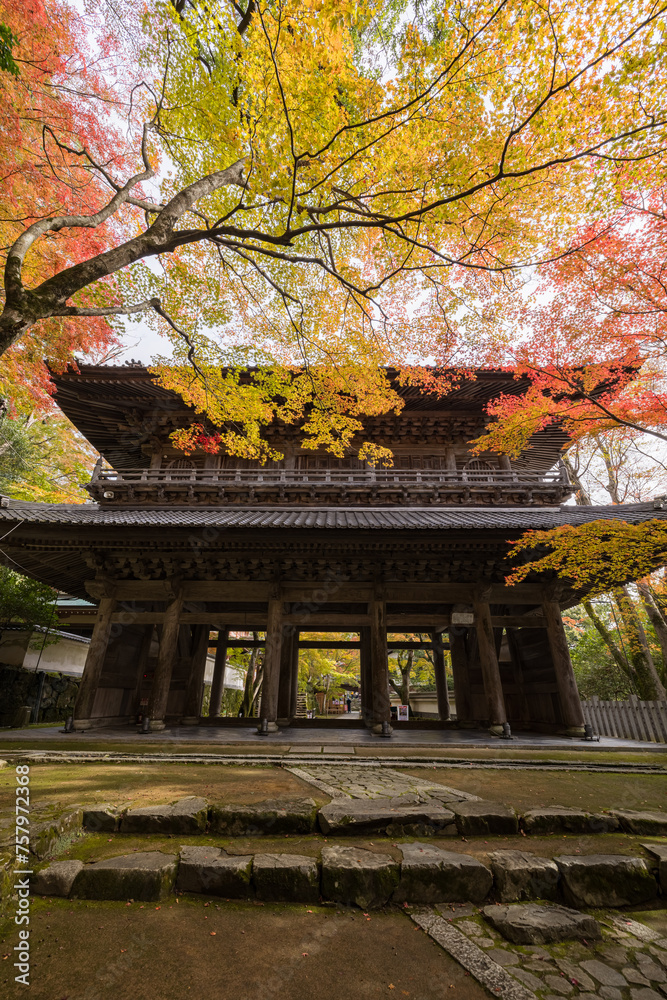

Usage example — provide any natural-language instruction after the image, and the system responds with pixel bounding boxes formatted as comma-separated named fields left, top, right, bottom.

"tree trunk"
left=637, top=580, right=667, bottom=687
left=242, top=640, right=261, bottom=716
left=613, top=587, right=667, bottom=701
left=583, top=599, right=634, bottom=681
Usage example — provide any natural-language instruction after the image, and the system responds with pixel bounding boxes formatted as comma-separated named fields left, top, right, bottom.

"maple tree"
left=472, top=191, right=667, bottom=668
left=0, top=0, right=137, bottom=412
left=472, top=190, right=667, bottom=461
left=2, top=1, right=667, bottom=459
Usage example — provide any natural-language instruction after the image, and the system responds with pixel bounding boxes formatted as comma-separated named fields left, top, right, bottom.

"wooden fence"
left=582, top=695, right=667, bottom=743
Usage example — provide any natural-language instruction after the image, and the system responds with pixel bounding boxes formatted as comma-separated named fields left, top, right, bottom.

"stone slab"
left=252, top=853, right=319, bottom=903
left=642, top=843, right=667, bottom=892
left=72, top=851, right=177, bottom=901
left=82, top=803, right=122, bottom=833
left=451, top=801, right=518, bottom=837
left=394, top=843, right=493, bottom=904
left=579, top=960, right=627, bottom=987
left=483, top=903, right=601, bottom=945
left=410, top=909, right=537, bottom=1000
left=556, top=854, right=658, bottom=908
left=209, top=798, right=317, bottom=836
left=610, top=912, right=664, bottom=943
left=488, top=850, right=560, bottom=902
left=611, top=810, right=667, bottom=836
left=637, top=954, right=667, bottom=983
left=521, top=807, right=618, bottom=835
left=29, top=806, right=83, bottom=860
left=321, top=846, right=399, bottom=909
left=176, top=845, right=252, bottom=898
left=32, top=860, right=83, bottom=897
left=317, top=798, right=456, bottom=837
left=120, top=796, right=208, bottom=835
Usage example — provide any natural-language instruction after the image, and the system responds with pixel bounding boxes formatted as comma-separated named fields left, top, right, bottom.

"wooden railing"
left=91, top=466, right=570, bottom=488
left=582, top=695, right=667, bottom=743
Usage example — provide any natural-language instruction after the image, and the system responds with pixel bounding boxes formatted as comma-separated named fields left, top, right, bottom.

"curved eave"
left=1, top=498, right=665, bottom=603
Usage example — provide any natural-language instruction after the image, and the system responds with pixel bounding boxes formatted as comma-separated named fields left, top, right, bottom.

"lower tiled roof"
left=1, top=498, right=665, bottom=531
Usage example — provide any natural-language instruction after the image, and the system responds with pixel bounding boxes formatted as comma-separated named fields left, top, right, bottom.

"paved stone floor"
left=414, top=903, right=667, bottom=1000
left=0, top=723, right=662, bottom=751
left=286, top=763, right=478, bottom=801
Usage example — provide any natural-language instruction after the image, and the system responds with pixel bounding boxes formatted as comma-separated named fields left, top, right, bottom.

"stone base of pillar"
left=148, top=719, right=166, bottom=732
left=180, top=716, right=200, bottom=726
left=488, top=724, right=505, bottom=737
left=371, top=722, right=393, bottom=735
left=72, top=719, right=93, bottom=731
left=257, top=721, right=279, bottom=733
left=276, top=717, right=292, bottom=727
left=563, top=725, right=586, bottom=738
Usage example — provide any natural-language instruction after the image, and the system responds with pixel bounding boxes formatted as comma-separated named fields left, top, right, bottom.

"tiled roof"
left=1, top=498, right=665, bottom=531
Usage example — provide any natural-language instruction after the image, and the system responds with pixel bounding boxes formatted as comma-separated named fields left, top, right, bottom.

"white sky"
left=114, top=315, right=173, bottom=364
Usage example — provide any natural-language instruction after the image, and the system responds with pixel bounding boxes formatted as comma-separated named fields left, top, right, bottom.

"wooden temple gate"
left=3, top=362, right=659, bottom=739
left=69, top=576, right=585, bottom=737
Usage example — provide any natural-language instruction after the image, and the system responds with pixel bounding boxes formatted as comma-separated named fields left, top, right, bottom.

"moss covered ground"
left=0, top=897, right=489, bottom=1000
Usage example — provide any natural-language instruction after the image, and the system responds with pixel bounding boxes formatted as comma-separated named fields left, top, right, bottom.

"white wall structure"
left=0, top=629, right=90, bottom=676
left=1, top=629, right=246, bottom=690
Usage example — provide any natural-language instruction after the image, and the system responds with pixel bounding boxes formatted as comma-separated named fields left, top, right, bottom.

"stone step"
left=75, top=796, right=663, bottom=840
left=317, top=798, right=457, bottom=836
left=31, top=842, right=665, bottom=910
left=556, top=854, right=659, bottom=908
left=482, top=902, right=601, bottom=945
left=71, top=851, right=177, bottom=901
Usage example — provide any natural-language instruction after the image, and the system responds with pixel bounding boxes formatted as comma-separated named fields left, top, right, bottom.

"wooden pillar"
left=277, top=627, right=296, bottom=725
left=472, top=596, right=508, bottom=734
left=182, top=625, right=210, bottom=724
left=370, top=599, right=392, bottom=732
left=132, top=624, right=155, bottom=718
left=258, top=597, right=283, bottom=732
left=359, top=626, right=373, bottom=726
left=541, top=600, right=585, bottom=735
left=73, top=596, right=117, bottom=730
left=431, top=632, right=450, bottom=721
left=289, top=630, right=300, bottom=719
left=209, top=627, right=229, bottom=718
left=448, top=629, right=472, bottom=723
left=146, top=594, right=183, bottom=731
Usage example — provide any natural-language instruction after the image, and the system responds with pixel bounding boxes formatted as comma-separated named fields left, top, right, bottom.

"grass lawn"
left=1, top=759, right=664, bottom=818
left=405, top=766, right=667, bottom=813
left=53, top=829, right=663, bottom=866
left=0, top=763, right=328, bottom=815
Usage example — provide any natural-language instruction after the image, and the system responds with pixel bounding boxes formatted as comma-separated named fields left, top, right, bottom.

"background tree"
left=238, top=633, right=263, bottom=717
left=387, top=634, right=437, bottom=711
left=0, top=565, right=57, bottom=629
left=0, top=408, right=97, bottom=502
left=298, top=633, right=358, bottom=714
left=509, top=428, right=667, bottom=700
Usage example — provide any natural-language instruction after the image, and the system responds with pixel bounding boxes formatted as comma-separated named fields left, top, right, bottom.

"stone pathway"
left=286, top=763, right=479, bottom=801
left=413, top=903, right=667, bottom=1000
